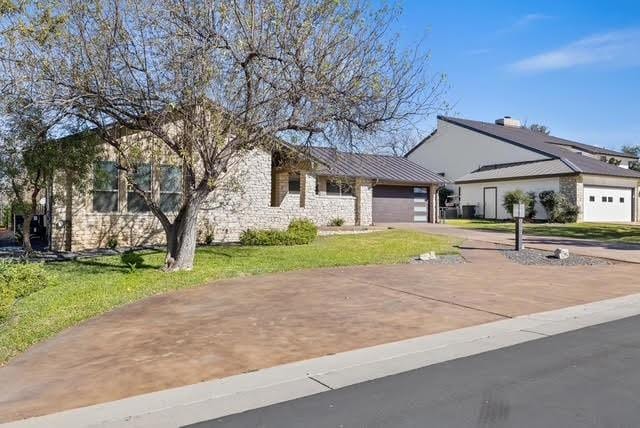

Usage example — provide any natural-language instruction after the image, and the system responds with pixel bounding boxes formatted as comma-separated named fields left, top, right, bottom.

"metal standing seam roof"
left=456, top=159, right=574, bottom=183
left=436, top=116, right=640, bottom=180
left=296, top=146, right=449, bottom=185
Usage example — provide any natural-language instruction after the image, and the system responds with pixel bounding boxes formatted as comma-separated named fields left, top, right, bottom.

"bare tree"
left=528, top=123, right=550, bottom=135
left=1, top=0, right=446, bottom=270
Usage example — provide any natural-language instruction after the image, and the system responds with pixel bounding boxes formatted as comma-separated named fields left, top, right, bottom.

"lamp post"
left=513, top=203, right=525, bottom=251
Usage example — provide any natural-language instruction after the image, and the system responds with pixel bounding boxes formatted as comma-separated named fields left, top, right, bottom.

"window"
left=620, top=197, right=625, bottom=203
left=93, top=161, right=119, bottom=212
left=288, top=173, right=301, bottom=193
left=608, top=196, right=613, bottom=203
left=159, top=165, right=182, bottom=212
left=589, top=196, right=595, bottom=202
left=326, top=180, right=353, bottom=196
left=127, top=164, right=152, bottom=213
left=602, top=196, right=607, bottom=202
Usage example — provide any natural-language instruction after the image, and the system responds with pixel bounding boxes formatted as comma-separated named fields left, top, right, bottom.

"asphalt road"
left=187, top=314, right=640, bottom=428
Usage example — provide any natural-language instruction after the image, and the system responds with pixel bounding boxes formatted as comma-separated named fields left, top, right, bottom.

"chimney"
left=495, top=116, right=521, bottom=128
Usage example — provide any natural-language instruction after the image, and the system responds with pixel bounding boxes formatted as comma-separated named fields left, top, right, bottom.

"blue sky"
left=395, top=0, right=640, bottom=150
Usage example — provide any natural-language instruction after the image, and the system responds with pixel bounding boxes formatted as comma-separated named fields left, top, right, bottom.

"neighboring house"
left=48, top=144, right=446, bottom=251
left=406, top=116, right=640, bottom=222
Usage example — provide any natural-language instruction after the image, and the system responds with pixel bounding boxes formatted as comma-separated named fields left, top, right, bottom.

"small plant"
left=204, top=232, right=214, bottom=246
left=0, top=287, right=15, bottom=321
left=121, top=251, right=144, bottom=273
left=240, top=219, right=318, bottom=246
left=106, top=236, right=118, bottom=250
left=502, top=189, right=536, bottom=220
left=329, top=217, right=345, bottom=227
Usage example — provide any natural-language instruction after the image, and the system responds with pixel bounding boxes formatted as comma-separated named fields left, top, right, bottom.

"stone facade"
left=50, top=149, right=373, bottom=251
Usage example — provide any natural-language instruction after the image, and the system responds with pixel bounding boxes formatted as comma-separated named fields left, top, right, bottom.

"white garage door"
left=583, top=186, right=632, bottom=222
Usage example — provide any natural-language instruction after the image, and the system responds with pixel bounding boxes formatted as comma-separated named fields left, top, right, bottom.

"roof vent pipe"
left=495, top=117, right=521, bottom=128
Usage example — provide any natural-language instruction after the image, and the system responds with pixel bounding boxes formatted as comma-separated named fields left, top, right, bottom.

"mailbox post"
left=513, top=203, right=525, bottom=251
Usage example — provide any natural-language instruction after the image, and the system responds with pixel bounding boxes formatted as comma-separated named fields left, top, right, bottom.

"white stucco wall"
left=459, top=177, right=561, bottom=220
left=407, top=119, right=550, bottom=186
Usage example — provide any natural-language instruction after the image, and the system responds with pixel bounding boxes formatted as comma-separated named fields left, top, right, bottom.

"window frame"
left=127, top=163, right=153, bottom=213
left=92, top=160, right=119, bottom=213
left=159, top=164, right=183, bottom=213
left=288, top=173, right=301, bottom=194
left=326, top=179, right=353, bottom=197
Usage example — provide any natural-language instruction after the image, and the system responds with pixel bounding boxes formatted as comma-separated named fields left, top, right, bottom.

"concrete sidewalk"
left=391, top=222, right=640, bottom=263
left=1, top=240, right=640, bottom=423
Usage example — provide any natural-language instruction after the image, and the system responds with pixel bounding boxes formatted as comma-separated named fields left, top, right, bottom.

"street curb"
left=4, top=293, right=640, bottom=428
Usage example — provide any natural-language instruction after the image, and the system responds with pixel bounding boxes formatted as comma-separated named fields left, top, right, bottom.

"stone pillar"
left=271, top=170, right=288, bottom=207
left=429, top=184, right=439, bottom=223
left=559, top=175, right=582, bottom=222
left=355, top=178, right=372, bottom=226
left=299, top=172, right=307, bottom=208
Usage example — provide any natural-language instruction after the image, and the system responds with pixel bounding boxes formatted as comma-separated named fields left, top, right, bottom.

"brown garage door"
left=372, top=185, right=429, bottom=223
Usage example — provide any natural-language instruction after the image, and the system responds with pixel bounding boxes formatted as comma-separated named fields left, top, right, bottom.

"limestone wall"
left=51, top=149, right=373, bottom=251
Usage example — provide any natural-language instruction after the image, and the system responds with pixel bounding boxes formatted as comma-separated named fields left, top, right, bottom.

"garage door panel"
left=583, top=186, right=632, bottom=222
left=372, top=186, right=429, bottom=223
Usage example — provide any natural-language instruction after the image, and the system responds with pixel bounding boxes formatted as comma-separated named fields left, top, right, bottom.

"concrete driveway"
left=388, top=222, right=640, bottom=264
left=2, top=241, right=640, bottom=422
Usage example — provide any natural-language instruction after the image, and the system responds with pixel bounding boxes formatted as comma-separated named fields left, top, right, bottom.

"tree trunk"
left=22, top=213, right=33, bottom=253
left=164, top=199, right=200, bottom=271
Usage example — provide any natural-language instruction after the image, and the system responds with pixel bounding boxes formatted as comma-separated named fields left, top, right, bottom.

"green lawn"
left=446, top=219, right=640, bottom=244
left=0, top=230, right=458, bottom=364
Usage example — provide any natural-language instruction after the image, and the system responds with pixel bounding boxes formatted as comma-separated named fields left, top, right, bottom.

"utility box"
left=512, top=203, right=526, bottom=219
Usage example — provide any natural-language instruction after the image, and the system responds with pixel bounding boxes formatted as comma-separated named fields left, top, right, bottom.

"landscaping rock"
left=554, top=248, right=570, bottom=259
left=501, top=248, right=611, bottom=266
left=418, top=251, right=437, bottom=261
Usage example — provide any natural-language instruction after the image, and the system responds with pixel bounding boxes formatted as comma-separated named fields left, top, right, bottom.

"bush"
left=502, top=190, right=536, bottom=220
left=329, top=217, right=345, bottom=227
left=0, top=261, right=53, bottom=321
left=286, top=218, right=318, bottom=244
left=240, top=219, right=318, bottom=246
left=0, top=261, right=51, bottom=298
left=106, top=236, right=118, bottom=249
left=0, top=287, right=15, bottom=321
left=538, top=190, right=579, bottom=223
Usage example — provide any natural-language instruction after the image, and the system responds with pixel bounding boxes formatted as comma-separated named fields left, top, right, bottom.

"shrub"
left=106, top=236, right=118, bottom=250
left=0, top=261, right=53, bottom=321
left=329, top=217, right=345, bottom=227
left=286, top=218, right=318, bottom=244
left=538, top=190, right=579, bottom=223
left=502, top=190, right=536, bottom=220
left=240, top=219, right=318, bottom=246
left=0, top=287, right=15, bottom=321
left=0, top=261, right=51, bottom=298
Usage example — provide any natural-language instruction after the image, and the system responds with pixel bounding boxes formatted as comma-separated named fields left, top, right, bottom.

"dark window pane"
left=128, top=192, right=150, bottom=212
left=160, top=165, right=182, bottom=192
left=132, top=164, right=152, bottom=191
left=608, top=196, right=613, bottom=203
left=341, top=183, right=353, bottom=196
left=160, top=193, right=181, bottom=212
left=93, top=191, right=118, bottom=212
left=589, top=196, right=595, bottom=202
left=620, top=197, right=625, bottom=203
left=288, top=174, right=300, bottom=193
left=602, top=196, right=607, bottom=202
left=326, top=180, right=341, bottom=195
left=94, top=161, right=118, bottom=191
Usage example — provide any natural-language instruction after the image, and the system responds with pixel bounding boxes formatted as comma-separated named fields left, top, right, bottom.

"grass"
left=0, top=230, right=458, bottom=364
left=445, top=219, right=640, bottom=244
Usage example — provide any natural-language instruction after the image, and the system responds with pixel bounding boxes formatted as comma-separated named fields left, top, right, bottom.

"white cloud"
left=497, top=13, right=552, bottom=34
left=510, top=28, right=640, bottom=73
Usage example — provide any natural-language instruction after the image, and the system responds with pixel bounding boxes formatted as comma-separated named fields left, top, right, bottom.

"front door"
left=483, top=187, right=497, bottom=219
